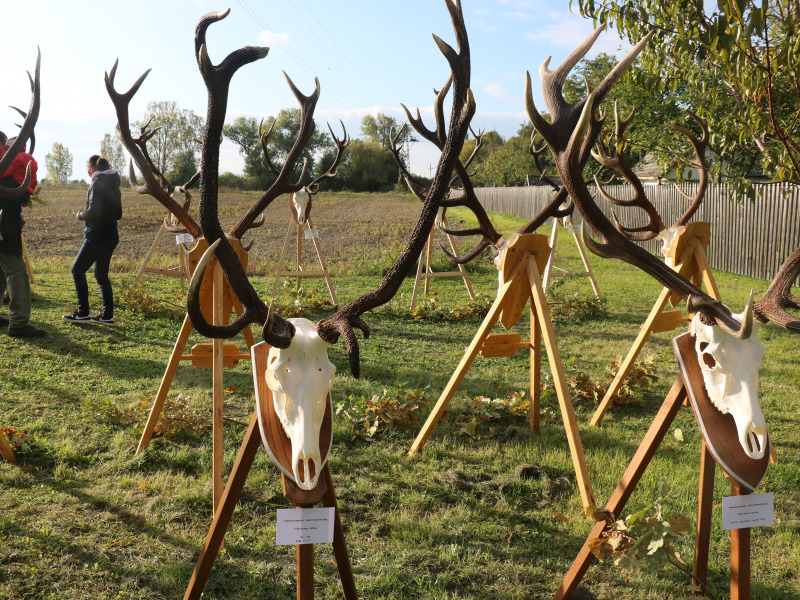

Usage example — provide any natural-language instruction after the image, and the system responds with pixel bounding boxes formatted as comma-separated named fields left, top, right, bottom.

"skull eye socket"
left=701, top=352, right=716, bottom=368
left=699, top=342, right=709, bottom=352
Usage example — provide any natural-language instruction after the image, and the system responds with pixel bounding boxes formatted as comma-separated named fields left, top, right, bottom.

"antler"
left=591, top=103, right=709, bottom=241
left=527, top=26, right=753, bottom=338
left=753, top=247, right=800, bottom=331
left=105, top=61, right=202, bottom=238
left=229, top=73, right=319, bottom=238
left=0, top=48, right=40, bottom=199
left=306, top=121, right=349, bottom=195
left=316, top=0, right=477, bottom=376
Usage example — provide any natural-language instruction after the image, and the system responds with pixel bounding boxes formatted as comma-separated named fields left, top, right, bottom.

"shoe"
left=8, top=324, right=46, bottom=338
left=91, top=314, right=115, bottom=325
left=64, top=311, right=91, bottom=322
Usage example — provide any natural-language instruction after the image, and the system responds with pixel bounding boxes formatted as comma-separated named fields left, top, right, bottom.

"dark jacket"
left=0, top=175, right=30, bottom=255
left=78, top=169, right=122, bottom=245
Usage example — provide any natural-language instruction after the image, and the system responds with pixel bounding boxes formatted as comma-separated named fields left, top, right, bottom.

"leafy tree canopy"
left=44, top=142, right=73, bottom=185
left=574, top=0, right=800, bottom=193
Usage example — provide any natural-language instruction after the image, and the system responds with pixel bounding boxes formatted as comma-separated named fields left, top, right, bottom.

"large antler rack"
left=306, top=121, right=349, bottom=196
left=525, top=26, right=761, bottom=338
left=105, top=61, right=202, bottom=239
left=591, top=101, right=709, bottom=241
left=0, top=49, right=40, bottom=200
left=397, top=75, right=503, bottom=264
left=316, top=0, right=478, bottom=376
left=753, top=247, right=800, bottom=331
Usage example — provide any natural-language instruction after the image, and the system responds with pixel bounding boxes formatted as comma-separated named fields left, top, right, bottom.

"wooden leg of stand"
left=424, top=229, right=434, bottom=297
left=0, top=429, right=17, bottom=463
left=297, top=223, right=302, bottom=292
left=306, top=218, right=338, bottom=307
left=571, top=232, right=600, bottom=298
left=408, top=259, right=528, bottom=455
left=730, top=483, right=751, bottom=600
left=212, top=263, right=225, bottom=514
left=543, top=219, right=560, bottom=291
left=137, top=313, right=193, bottom=453
left=530, top=306, right=542, bottom=434
left=555, top=378, right=687, bottom=599
left=591, top=286, right=673, bottom=426
left=527, top=258, right=595, bottom=510
left=272, top=218, right=295, bottom=298
left=322, top=466, right=358, bottom=600
left=21, top=235, right=34, bottom=284
left=409, top=238, right=427, bottom=310
left=297, top=543, right=314, bottom=600
left=183, top=415, right=262, bottom=600
left=693, top=442, right=715, bottom=595
left=135, top=224, right=167, bottom=282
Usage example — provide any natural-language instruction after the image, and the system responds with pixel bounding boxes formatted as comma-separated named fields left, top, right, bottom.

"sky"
left=0, top=0, right=630, bottom=182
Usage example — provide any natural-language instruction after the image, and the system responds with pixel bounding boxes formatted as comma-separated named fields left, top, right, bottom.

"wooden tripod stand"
left=591, top=222, right=717, bottom=426
left=409, top=213, right=476, bottom=310
left=136, top=238, right=255, bottom=515
left=408, top=232, right=596, bottom=511
left=183, top=342, right=357, bottom=600
left=135, top=218, right=191, bottom=292
left=556, top=332, right=768, bottom=600
left=272, top=214, right=338, bottom=307
left=542, top=216, right=600, bottom=298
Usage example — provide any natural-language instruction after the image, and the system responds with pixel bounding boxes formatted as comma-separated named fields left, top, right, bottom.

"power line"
left=233, top=0, right=353, bottom=111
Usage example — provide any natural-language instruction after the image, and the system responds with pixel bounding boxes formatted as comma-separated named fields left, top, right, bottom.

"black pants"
left=71, top=239, right=117, bottom=317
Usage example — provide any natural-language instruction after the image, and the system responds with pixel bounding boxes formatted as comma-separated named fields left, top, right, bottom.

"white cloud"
left=258, top=30, right=291, bottom=48
left=483, top=84, right=508, bottom=99
left=524, top=12, right=631, bottom=56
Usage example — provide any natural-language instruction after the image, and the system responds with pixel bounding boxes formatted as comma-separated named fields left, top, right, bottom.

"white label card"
left=304, top=228, right=319, bottom=239
left=175, top=233, right=194, bottom=245
left=276, top=507, right=335, bottom=545
left=722, top=492, right=774, bottom=530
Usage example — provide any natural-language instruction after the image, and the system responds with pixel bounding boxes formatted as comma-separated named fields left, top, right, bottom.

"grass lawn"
left=1, top=188, right=799, bottom=599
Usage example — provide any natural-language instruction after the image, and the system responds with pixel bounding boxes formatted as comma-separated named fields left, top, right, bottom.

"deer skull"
left=265, top=317, right=336, bottom=490
left=690, top=300, right=768, bottom=460
left=292, top=189, right=311, bottom=224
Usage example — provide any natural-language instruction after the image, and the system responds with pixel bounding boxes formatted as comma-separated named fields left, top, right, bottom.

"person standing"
left=64, top=155, right=122, bottom=325
left=0, top=130, right=45, bottom=337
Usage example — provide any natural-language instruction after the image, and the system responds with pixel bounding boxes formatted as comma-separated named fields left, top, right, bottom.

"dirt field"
left=21, top=186, right=445, bottom=275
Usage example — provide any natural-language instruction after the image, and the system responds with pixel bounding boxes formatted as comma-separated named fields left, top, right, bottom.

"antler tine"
left=8, top=105, right=35, bottom=155
left=0, top=48, right=40, bottom=198
left=590, top=100, right=664, bottom=241
left=306, top=120, right=349, bottom=195
left=229, top=72, right=320, bottom=238
left=754, top=247, right=800, bottom=332
left=104, top=60, right=201, bottom=237
left=390, top=124, right=429, bottom=195
left=666, top=110, right=709, bottom=227
left=317, top=0, right=476, bottom=376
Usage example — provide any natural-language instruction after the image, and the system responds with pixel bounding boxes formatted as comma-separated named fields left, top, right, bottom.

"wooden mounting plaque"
left=673, top=332, right=769, bottom=492
left=251, top=342, right=333, bottom=494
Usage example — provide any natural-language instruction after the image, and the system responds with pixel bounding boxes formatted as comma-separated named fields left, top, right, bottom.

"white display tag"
left=175, top=233, right=194, bottom=245
left=276, top=507, right=335, bottom=545
left=304, top=228, right=319, bottom=239
left=722, top=492, right=774, bottom=530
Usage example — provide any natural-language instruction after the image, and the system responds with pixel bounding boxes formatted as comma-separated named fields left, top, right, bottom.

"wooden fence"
left=475, top=183, right=800, bottom=283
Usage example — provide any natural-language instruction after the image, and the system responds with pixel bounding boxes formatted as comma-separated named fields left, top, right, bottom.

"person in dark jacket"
left=0, top=131, right=45, bottom=337
left=64, top=155, right=122, bottom=325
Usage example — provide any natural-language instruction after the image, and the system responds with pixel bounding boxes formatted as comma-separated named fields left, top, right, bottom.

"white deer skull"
left=657, top=225, right=686, bottom=269
left=690, top=298, right=768, bottom=459
left=265, top=317, right=336, bottom=490
left=292, top=189, right=311, bottom=225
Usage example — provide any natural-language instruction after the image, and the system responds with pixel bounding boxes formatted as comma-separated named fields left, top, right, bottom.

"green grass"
left=1, top=191, right=799, bottom=599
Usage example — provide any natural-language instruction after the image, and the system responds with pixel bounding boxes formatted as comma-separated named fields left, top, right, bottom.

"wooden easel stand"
left=183, top=415, right=357, bottom=600
left=272, top=215, right=338, bottom=307
left=409, top=214, right=475, bottom=309
left=591, top=225, right=718, bottom=426
left=408, top=234, right=595, bottom=511
left=135, top=222, right=190, bottom=291
left=542, top=217, right=600, bottom=298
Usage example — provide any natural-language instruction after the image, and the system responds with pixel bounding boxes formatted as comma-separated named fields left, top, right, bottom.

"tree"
left=336, top=140, right=397, bottom=192
left=44, top=142, right=73, bottom=185
left=132, top=100, right=204, bottom=181
left=223, top=109, right=332, bottom=190
left=100, top=133, right=127, bottom=174
left=575, top=0, right=800, bottom=191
